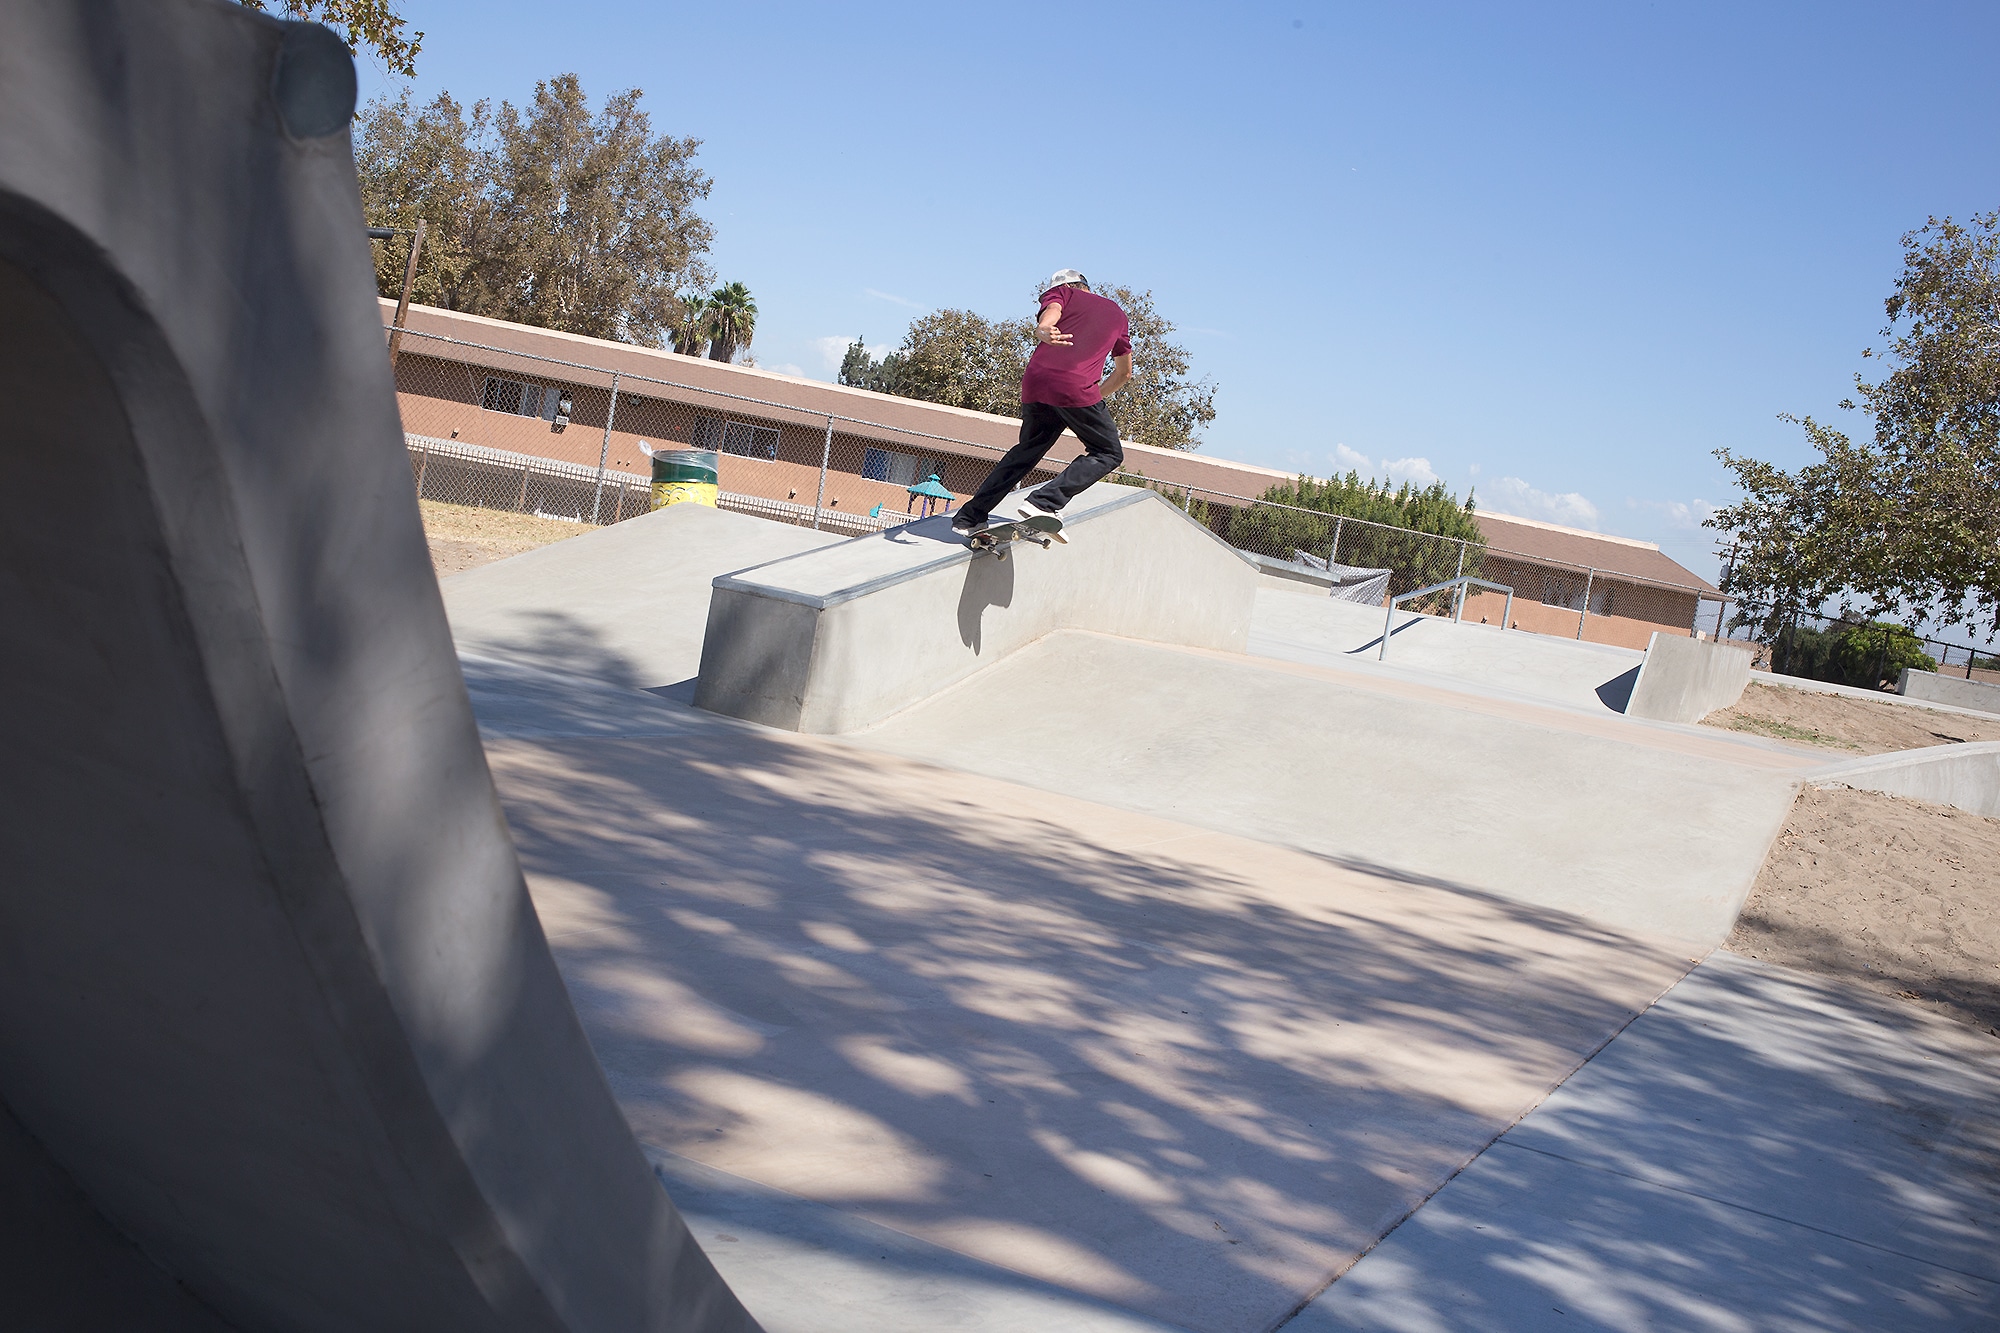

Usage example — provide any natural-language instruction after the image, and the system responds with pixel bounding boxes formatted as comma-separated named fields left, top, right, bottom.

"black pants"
left=956, top=400, right=1124, bottom=526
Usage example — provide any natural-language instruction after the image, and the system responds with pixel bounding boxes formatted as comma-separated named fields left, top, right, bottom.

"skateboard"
left=964, top=512, right=1064, bottom=560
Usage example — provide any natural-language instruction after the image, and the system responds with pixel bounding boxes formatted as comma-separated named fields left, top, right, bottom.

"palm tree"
left=669, top=292, right=711, bottom=357
left=705, top=281, right=757, bottom=363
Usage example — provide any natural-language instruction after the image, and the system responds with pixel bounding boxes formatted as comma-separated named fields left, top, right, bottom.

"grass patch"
left=1719, top=714, right=1861, bottom=750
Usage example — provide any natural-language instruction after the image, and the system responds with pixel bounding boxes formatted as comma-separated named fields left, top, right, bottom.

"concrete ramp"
left=695, top=485, right=1259, bottom=732
left=445, top=500, right=842, bottom=688
left=0, top=5, right=754, bottom=1328
left=851, top=631, right=1812, bottom=946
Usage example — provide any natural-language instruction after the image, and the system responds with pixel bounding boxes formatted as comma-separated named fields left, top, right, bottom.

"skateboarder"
left=952, top=269, right=1132, bottom=535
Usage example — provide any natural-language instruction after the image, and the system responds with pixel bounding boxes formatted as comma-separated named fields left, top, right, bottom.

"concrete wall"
left=0, top=4, right=755, bottom=1329
left=1807, top=743, right=2000, bottom=819
left=696, top=486, right=1259, bottom=733
left=1625, top=632, right=1755, bottom=723
left=1898, top=668, right=2000, bottom=716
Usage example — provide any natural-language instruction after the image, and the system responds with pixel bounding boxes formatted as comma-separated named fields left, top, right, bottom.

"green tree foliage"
left=1227, top=474, right=1484, bottom=597
left=238, top=0, right=421, bottom=77
left=1766, top=620, right=1937, bottom=688
left=1710, top=213, right=2000, bottom=633
left=1093, top=284, right=1217, bottom=451
left=355, top=76, right=715, bottom=347
left=704, top=281, right=758, bottom=363
left=837, top=284, right=1217, bottom=448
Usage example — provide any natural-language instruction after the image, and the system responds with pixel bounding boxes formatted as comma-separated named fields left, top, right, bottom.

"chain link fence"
left=387, top=323, right=1725, bottom=649
left=1719, top=603, right=1999, bottom=689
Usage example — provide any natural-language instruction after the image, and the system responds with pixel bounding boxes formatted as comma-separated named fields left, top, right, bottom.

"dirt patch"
left=1703, top=678, right=2000, bottom=755
left=419, top=500, right=594, bottom=576
left=1728, top=786, right=2000, bottom=1039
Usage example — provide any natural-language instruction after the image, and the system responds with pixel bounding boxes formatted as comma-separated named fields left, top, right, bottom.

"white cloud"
left=1484, top=476, right=1600, bottom=529
left=1630, top=497, right=1717, bottom=530
left=864, top=287, right=923, bottom=309
left=1333, top=443, right=1373, bottom=472
left=812, top=335, right=892, bottom=371
left=1327, top=443, right=1437, bottom=487
left=766, top=362, right=806, bottom=378
left=1381, top=456, right=1439, bottom=486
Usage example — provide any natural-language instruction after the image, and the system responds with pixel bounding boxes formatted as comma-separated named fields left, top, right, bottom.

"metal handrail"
left=1381, top=577, right=1515, bottom=660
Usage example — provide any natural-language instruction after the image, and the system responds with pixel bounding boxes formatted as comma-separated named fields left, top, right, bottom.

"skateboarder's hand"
left=1034, top=323, right=1073, bottom=346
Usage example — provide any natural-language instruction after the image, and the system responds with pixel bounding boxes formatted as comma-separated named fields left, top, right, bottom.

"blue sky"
left=358, top=1, right=2000, bottom=580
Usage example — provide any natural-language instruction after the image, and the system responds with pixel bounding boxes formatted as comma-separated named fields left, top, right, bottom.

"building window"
left=481, top=376, right=563, bottom=421
left=693, top=416, right=779, bottom=460
left=1538, top=573, right=1615, bottom=617
left=861, top=447, right=939, bottom=487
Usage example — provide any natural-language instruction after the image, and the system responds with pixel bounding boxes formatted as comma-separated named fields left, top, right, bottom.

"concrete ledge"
left=695, top=485, right=1259, bottom=732
left=1898, top=668, right=2000, bottom=716
left=1626, top=631, right=1754, bottom=723
left=1806, top=742, right=2000, bottom=818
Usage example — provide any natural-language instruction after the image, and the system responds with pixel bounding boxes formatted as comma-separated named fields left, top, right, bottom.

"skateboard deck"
left=965, top=512, right=1064, bottom=560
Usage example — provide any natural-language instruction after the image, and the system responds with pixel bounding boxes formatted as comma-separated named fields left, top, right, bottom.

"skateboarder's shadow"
left=956, top=546, right=1014, bottom=652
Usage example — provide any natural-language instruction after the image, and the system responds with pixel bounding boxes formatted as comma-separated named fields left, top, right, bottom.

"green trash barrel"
left=649, top=447, right=718, bottom=510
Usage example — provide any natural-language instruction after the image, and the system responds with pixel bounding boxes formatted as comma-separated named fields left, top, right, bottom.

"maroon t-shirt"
left=1020, top=285, right=1131, bottom=407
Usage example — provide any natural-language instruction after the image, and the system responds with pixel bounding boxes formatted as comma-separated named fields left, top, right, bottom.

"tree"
left=237, top=0, right=421, bottom=77
left=1093, top=284, right=1217, bottom=451
left=704, top=282, right=757, bottom=363
left=354, top=75, right=715, bottom=347
left=1227, top=473, right=1484, bottom=597
left=1710, top=213, right=2000, bottom=633
left=669, top=293, right=711, bottom=357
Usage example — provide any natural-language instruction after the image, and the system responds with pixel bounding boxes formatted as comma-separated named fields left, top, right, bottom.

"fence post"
left=814, top=416, right=833, bottom=530
left=1454, top=541, right=1466, bottom=582
left=590, top=372, right=621, bottom=524
left=413, top=442, right=430, bottom=499
left=1329, top=516, right=1344, bottom=569
left=1576, top=568, right=1595, bottom=640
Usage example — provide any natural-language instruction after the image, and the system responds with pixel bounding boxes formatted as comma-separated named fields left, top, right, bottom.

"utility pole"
left=383, top=219, right=426, bottom=369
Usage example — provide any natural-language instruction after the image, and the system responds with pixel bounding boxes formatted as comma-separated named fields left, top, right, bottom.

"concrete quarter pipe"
left=0, top=3, right=756, bottom=1329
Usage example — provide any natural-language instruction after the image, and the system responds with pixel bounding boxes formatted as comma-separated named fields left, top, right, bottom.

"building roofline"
left=380, top=300, right=1296, bottom=482
left=1478, top=510, right=1662, bottom=551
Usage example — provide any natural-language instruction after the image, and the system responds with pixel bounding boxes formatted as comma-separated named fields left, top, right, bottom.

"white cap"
left=1045, top=268, right=1087, bottom=291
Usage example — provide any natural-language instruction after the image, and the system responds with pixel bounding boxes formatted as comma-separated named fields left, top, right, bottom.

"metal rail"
left=1381, top=577, right=1515, bottom=660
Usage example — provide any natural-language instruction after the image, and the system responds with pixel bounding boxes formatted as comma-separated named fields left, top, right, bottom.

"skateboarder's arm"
left=1033, top=302, right=1072, bottom=346
left=1100, top=352, right=1133, bottom=395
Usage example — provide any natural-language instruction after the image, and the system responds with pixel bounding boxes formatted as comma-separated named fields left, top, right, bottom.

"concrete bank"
left=1900, top=667, right=2000, bottom=716
left=443, top=500, right=841, bottom=688
left=695, top=485, right=1257, bottom=733
left=1806, top=741, right=2000, bottom=818
left=1624, top=631, right=1754, bottom=723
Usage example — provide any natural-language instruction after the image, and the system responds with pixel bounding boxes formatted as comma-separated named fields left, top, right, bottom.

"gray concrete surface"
left=0, top=4, right=752, bottom=1328
left=1746, top=667, right=2000, bottom=720
left=852, top=630, right=1811, bottom=947
left=444, top=500, right=841, bottom=688
left=481, top=704, right=1693, bottom=1333
left=695, top=485, right=1258, bottom=732
left=1249, top=586, right=1648, bottom=716
left=1625, top=631, right=1754, bottom=723
left=1807, top=741, right=2000, bottom=818
left=1900, top=667, right=2000, bottom=716
left=1289, top=951, right=2000, bottom=1330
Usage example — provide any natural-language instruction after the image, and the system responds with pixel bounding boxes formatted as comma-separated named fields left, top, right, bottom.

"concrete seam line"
left=1262, top=951, right=1709, bottom=1331
left=1492, top=1138, right=2000, bottom=1287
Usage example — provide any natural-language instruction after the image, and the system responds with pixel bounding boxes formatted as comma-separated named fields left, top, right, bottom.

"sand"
left=420, top=499, right=594, bottom=576
left=1703, top=678, right=2000, bottom=755
left=1728, top=786, right=2000, bottom=1039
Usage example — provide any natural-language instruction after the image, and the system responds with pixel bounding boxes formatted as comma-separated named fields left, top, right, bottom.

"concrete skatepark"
left=4, top=4, right=1997, bottom=1330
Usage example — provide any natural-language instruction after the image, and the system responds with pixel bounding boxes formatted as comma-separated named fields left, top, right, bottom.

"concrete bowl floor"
left=486, top=703, right=1696, bottom=1333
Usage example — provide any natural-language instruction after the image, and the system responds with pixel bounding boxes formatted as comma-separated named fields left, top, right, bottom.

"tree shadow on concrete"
left=1306, top=953, right=2000, bottom=1330
left=463, top=623, right=1709, bottom=1332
